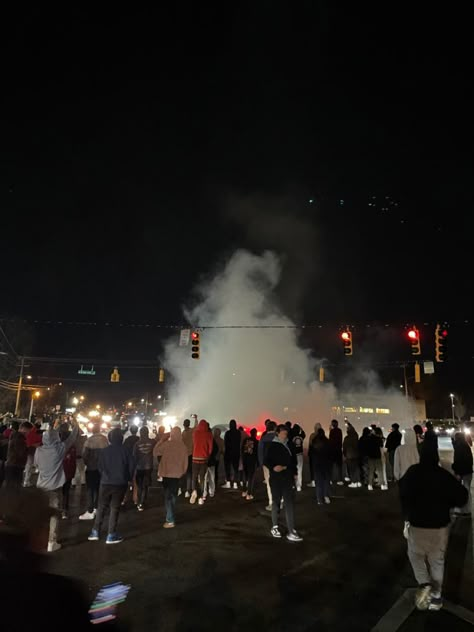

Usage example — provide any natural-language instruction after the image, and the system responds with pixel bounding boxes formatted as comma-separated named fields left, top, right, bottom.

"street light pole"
left=450, top=393, right=455, bottom=423
left=14, top=356, right=25, bottom=416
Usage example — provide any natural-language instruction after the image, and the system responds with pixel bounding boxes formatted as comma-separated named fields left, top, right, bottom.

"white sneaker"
left=357, top=482, right=362, bottom=488
left=202, top=494, right=207, bottom=501
left=296, top=486, right=302, bottom=492
left=242, top=491, right=247, bottom=498
left=240, top=481, right=244, bottom=487
left=381, top=485, right=388, bottom=491
left=209, top=493, right=214, bottom=498
left=324, top=497, right=331, bottom=504
left=177, top=488, right=182, bottom=497
left=344, top=477, right=351, bottom=482
left=265, top=504, right=272, bottom=511
left=47, top=541, right=62, bottom=553
left=368, top=484, right=374, bottom=491
left=287, top=530, right=303, bottom=542
left=336, top=481, right=344, bottom=486
left=79, top=510, right=95, bottom=521
left=307, top=481, right=315, bottom=488
left=158, top=476, right=163, bottom=482
left=198, top=497, right=205, bottom=505
left=233, top=482, right=238, bottom=490
left=270, top=526, right=282, bottom=538
left=348, top=483, right=358, bottom=488
left=221, top=482, right=231, bottom=489
left=185, top=491, right=190, bottom=498
left=190, top=491, right=197, bottom=504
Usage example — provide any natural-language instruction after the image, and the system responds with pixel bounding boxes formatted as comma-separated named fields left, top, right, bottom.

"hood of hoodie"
left=170, top=426, right=182, bottom=441
left=196, top=419, right=209, bottom=433
left=41, top=429, right=61, bottom=448
left=109, top=428, right=124, bottom=445
left=229, top=419, right=237, bottom=431
left=403, top=429, right=417, bottom=447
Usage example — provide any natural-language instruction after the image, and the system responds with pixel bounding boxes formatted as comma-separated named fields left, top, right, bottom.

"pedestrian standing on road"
left=241, top=428, right=259, bottom=500
left=79, top=423, right=108, bottom=521
left=258, top=421, right=277, bottom=511
left=343, top=423, right=361, bottom=488
left=213, top=427, right=224, bottom=487
left=58, top=423, right=77, bottom=520
left=88, top=427, right=135, bottom=545
left=123, top=424, right=139, bottom=505
left=291, top=424, right=306, bottom=492
left=23, top=422, right=42, bottom=487
left=329, top=419, right=344, bottom=485
left=307, top=422, right=322, bottom=488
left=413, top=424, right=424, bottom=455
left=399, top=442, right=467, bottom=611
left=358, top=427, right=371, bottom=485
left=393, top=428, right=419, bottom=481
left=71, top=430, right=86, bottom=488
left=5, top=421, right=30, bottom=487
left=203, top=427, right=218, bottom=500
left=181, top=418, right=195, bottom=498
left=452, top=431, right=473, bottom=517
left=133, top=426, right=156, bottom=511
left=35, top=418, right=79, bottom=551
left=156, top=425, right=167, bottom=482
left=222, top=419, right=241, bottom=489
left=385, top=423, right=402, bottom=482
left=366, top=428, right=388, bottom=491
left=156, top=426, right=188, bottom=528
left=424, top=421, right=438, bottom=449
left=190, top=419, right=213, bottom=505
left=264, top=424, right=303, bottom=542
left=310, top=427, right=332, bottom=504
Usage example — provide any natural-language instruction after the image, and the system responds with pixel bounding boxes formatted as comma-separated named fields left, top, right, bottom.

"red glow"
left=441, top=329, right=448, bottom=337
left=341, top=331, right=350, bottom=341
left=408, top=329, right=418, bottom=340
left=191, top=332, right=199, bottom=340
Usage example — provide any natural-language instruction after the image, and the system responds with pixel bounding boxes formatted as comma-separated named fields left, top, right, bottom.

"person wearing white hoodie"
left=34, top=418, right=79, bottom=552
left=394, top=428, right=420, bottom=481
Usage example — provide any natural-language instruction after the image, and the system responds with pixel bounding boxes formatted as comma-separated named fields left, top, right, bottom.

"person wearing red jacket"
left=190, top=420, right=213, bottom=506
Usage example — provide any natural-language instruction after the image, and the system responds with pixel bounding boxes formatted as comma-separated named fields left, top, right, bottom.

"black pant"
left=181, top=455, right=193, bottom=492
left=62, top=479, right=72, bottom=511
left=243, top=459, right=257, bottom=495
left=270, top=474, right=295, bottom=532
left=192, top=462, right=207, bottom=496
left=5, top=465, right=24, bottom=488
left=135, top=469, right=152, bottom=505
left=93, top=484, right=126, bottom=536
left=86, top=470, right=101, bottom=513
left=224, top=453, right=240, bottom=482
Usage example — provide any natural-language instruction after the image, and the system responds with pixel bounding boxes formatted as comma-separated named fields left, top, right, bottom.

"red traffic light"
left=191, top=331, right=199, bottom=340
left=440, top=329, right=448, bottom=338
left=407, top=329, right=418, bottom=341
left=341, top=331, right=350, bottom=341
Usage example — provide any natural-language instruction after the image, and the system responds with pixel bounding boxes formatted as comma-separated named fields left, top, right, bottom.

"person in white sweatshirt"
left=394, top=427, right=420, bottom=481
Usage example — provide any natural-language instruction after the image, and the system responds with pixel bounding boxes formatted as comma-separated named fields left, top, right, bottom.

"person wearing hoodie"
left=343, top=423, right=361, bottom=488
left=399, top=442, right=467, bottom=612
left=88, top=428, right=135, bottom=544
left=452, top=431, right=473, bottom=516
left=329, top=419, right=344, bottom=485
left=264, top=424, right=302, bottom=542
left=258, top=421, right=277, bottom=511
left=79, top=423, right=109, bottom=521
left=366, top=427, right=388, bottom=491
left=122, top=424, right=139, bottom=505
left=203, top=426, right=219, bottom=500
left=241, top=428, right=259, bottom=500
left=358, top=427, right=371, bottom=485
left=307, top=422, right=322, bottom=488
left=394, top=429, right=420, bottom=481
left=385, top=423, right=403, bottom=481
left=190, top=419, right=213, bottom=505
left=23, top=422, right=42, bottom=487
left=310, top=427, right=332, bottom=504
left=213, top=427, right=224, bottom=487
left=5, top=421, right=31, bottom=487
left=181, top=418, right=195, bottom=497
left=58, top=423, right=77, bottom=520
left=34, top=418, right=79, bottom=552
left=291, top=424, right=306, bottom=492
left=222, top=419, right=241, bottom=489
left=133, top=426, right=156, bottom=511
left=155, top=426, right=188, bottom=528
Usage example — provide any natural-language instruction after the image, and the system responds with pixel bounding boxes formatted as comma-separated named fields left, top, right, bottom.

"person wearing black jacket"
left=241, top=428, right=259, bottom=500
left=264, top=424, right=302, bottom=542
left=222, top=419, right=241, bottom=489
left=329, top=419, right=343, bottom=485
left=399, top=444, right=467, bottom=612
left=385, top=423, right=402, bottom=482
left=367, top=428, right=388, bottom=491
left=358, top=427, right=371, bottom=485
left=452, top=432, right=473, bottom=516
left=310, top=428, right=332, bottom=504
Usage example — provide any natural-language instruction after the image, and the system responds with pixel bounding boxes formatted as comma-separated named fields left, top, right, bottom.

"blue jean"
left=315, top=468, right=330, bottom=502
left=163, top=477, right=179, bottom=524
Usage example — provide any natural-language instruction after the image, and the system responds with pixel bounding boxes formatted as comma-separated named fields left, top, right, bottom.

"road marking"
left=371, top=588, right=416, bottom=632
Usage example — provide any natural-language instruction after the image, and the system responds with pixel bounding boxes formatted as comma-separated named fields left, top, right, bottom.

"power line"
left=0, top=324, right=18, bottom=358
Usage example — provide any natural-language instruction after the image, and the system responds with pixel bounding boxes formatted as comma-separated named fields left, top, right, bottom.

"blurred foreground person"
left=452, top=432, right=473, bottom=517
left=264, top=424, right=302, bottom=542
left=0, top=486, right=92, bottom=631
left=399, top=443, right=467, bottom=612
left=393, top=429, right=419, bottom=481
left=156, top=426, right=188, bottom=527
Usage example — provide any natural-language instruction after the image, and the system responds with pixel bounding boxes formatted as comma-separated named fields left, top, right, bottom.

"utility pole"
left=14, top=356, right=25, bottom=416
left=403, top=364, right=409, bottom=400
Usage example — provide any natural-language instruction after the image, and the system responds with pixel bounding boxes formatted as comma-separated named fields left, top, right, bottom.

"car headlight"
left=464, top=428, right=471, bottom=435
left=435, top=427, right=440, bottom=433
left=447, top=428, right=454, bottom=434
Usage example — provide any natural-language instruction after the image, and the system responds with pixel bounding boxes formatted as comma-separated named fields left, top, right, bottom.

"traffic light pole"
left=14, top=356, right=25, bottom=416
left=403, top=364, right=409, bottom=400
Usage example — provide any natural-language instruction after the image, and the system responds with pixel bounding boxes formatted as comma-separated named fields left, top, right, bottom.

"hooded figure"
left=394, top=429, right=420, bottom=481
left=223, top=419, right=242, bottom=488
left=35, top=425, right=78, bottom=492
left=190, top=420, right=213, bottom=504
left=156, top=427, right=188, bottom=527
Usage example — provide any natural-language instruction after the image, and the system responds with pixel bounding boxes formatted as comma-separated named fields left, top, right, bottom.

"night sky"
left=1, top=6, right=472, bottom=392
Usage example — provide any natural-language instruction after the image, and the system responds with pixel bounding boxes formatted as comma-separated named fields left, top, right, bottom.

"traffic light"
left=341, top=330, right=353, bottom=356
left=435, top=324, right=448, bottom=362
left=319, top=367, right=325, bottom=382
left=159, top=368, right=165, bottom=383
left=407, top=326, right=421, bottom=356
left=191, top=331, right=200, bottom=359
left=110, top=367, right=120, bottom=383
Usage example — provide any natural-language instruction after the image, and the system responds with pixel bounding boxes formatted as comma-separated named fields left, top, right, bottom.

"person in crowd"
left=237, top=425, right=246, bottom=486
left=375, top=427, right=388, bottom=486
left=285, top=420, right=293, bottom=440
left=307, top=422, right=322, bottom=487
left=0, top=486, right=93, bottom=631
left=34, top=418, right=79, bottom=552
left=72, top=429, right=87, bottom=488
left=133, top=426, right=156, bottom=511
left=241, top=427, right=259, bottom=500
left=88, top=427, right=134, bottom=544
left=264, top=424, right=302, bottom=542
left=203, top=426, right=219, bottom=500
left=394, top=428, right=420, bottom=481
left=5, top=421, right=30, bottom=487
left=424, top=421, right=438, bottom=448
left=259, top=420, right=277, bottom=511
left=399, top=442, right=467, bottom=611
left=413, top=424, right=424, bottom=455
left=156, top=425, right=167, bottom=481
left=190, top=419, right=213, bottom=505
left=213, top=427, right=224, bottom=487
left=329, top=419, right=343, bottom=485
left=343, top=423, right=361, bottom=488
left=366, top=427, right=388, bottom=491
left=310, top=427, right=332, bottom=504
left=58, top=423, right=77, bottom=520
left=79, top=422, right=108, bottom=521
left=155, top=426, right=188, bottom=528
left=358, top=427, right=371, bottom=485
left=23, top=422, right=42, bottom=487
left=122, top=425, right=139, bottom=505
left=291, top=423, right=306, bottom=492
left=222, top=419, right=241, bottom=489
left=181, top=418, right=195, bottom=498
left=385, top=423, right=403, bottom=482
left=452, top=431, right=473, bottom=517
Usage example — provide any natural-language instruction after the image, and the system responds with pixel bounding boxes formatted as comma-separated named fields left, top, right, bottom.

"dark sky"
left=2, top=4, right=472, bottom=328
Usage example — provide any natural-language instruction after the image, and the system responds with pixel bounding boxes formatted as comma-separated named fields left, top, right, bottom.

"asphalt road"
left=48, top=463, right=474, bottom=632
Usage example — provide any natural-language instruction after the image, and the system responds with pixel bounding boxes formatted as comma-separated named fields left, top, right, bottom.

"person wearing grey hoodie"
left=34, top=418, right=79, bottom=552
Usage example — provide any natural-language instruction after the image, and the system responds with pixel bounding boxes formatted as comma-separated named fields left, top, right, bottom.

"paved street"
left=48, top=465, right=474, bottom=632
